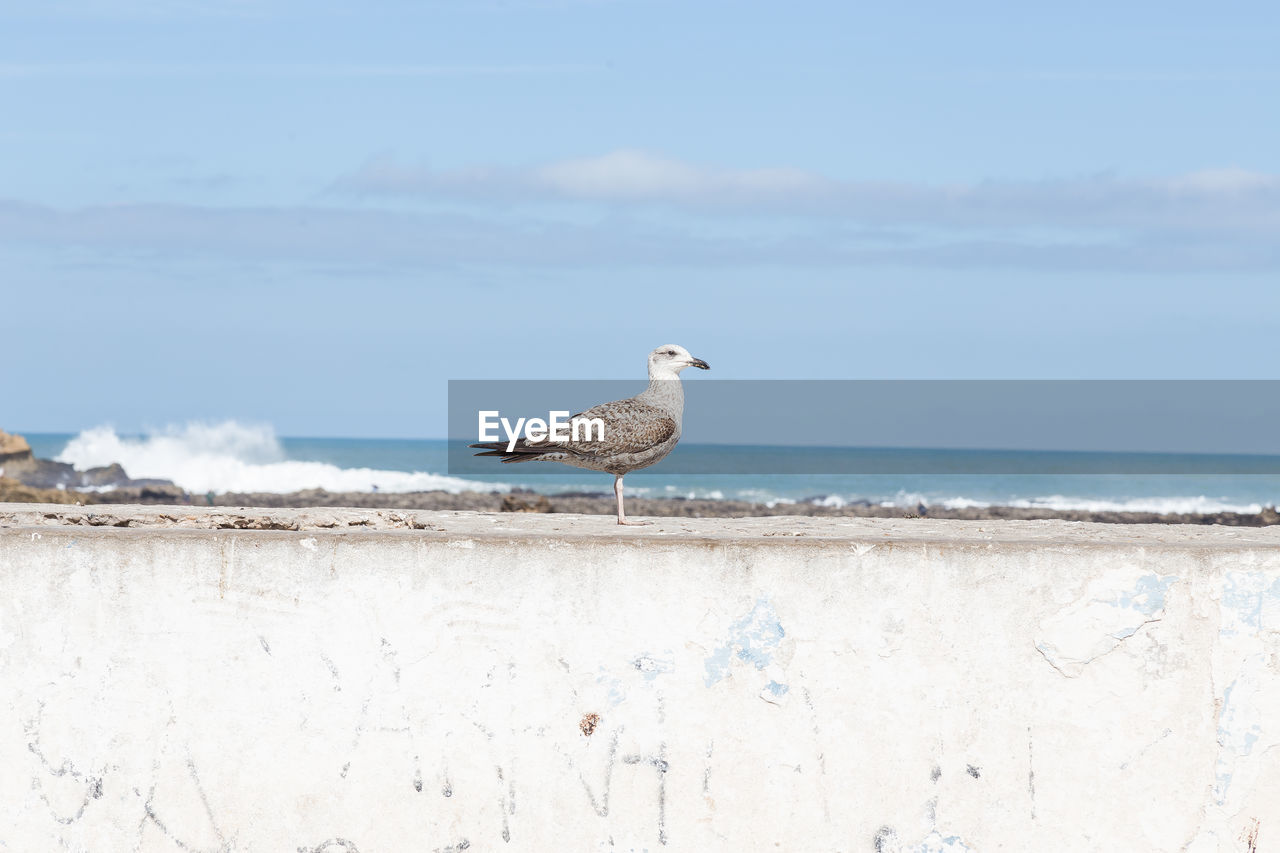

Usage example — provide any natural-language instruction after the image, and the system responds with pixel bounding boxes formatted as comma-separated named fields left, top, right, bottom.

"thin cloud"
left=22, top=0, right=624, bottom=16
left=533, top=149, right=827, bottom=201
left=13, top=0, right=270, bottom=20
left=2, top=196, right=1278, bottom=273
left=340, top=150, right=832, bottom=205
left=337, top=150, right=1280, bottom=236
left=0, top=62, right=596, bottom=79
left=921, top=69, right=1280, bottom=84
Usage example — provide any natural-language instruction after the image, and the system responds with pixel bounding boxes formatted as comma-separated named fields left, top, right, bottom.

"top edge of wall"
left=3, top=503, right=1280, bottom=550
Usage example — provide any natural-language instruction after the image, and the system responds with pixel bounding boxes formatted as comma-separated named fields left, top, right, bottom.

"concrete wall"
left=2, top=505, right=1278, bottom=852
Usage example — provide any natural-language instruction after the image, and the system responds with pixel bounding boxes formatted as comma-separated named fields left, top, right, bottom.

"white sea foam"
left=807, top=490, right=1267, bottom=515
left=1001, top=495, right=1265, bottom=515
left=56, top=422, right=500, bottom=495
left=659, top=484, right=733, bottom=501
left=733, top=488, right=797, bottom=508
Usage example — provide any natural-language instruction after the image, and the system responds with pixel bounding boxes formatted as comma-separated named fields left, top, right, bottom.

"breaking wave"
left=55, top=422, right=497, bottom=495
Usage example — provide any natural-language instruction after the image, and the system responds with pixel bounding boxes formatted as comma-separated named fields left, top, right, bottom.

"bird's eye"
left=666, top=350, right=676, bottom=355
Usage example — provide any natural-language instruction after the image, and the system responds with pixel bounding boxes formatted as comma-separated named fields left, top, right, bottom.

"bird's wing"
left=470, top=399, right=677, bottom=462
left=559, top=398, right=677, bottom=456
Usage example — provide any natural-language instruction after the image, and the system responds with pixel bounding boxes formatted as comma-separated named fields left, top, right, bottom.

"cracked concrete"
left=1, top=505, right=1279, bottom=850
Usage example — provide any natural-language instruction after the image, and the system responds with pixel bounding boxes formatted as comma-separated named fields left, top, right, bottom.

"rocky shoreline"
left=62, top=484, right=1280, bottom=526
left=3, top=429, right=1278, bottom=526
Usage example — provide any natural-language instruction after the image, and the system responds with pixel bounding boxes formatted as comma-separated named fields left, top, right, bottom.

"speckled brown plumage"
left=471, top=397, right=680, bottom=475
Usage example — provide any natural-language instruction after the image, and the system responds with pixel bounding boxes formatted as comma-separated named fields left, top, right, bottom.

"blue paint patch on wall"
left=704, top=599, right=785, bottom=687
left=764, top=680, right=789, bottom=697
left=632, top=652, right=675, bottom=682
left=596, top=668, right=627, bottom=706
left=1112, top=573, right=1177, bottom=617
left=1219, top=572, right=1280, bottom=637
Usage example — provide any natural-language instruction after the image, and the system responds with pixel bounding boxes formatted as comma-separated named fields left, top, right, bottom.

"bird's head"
left=648, top=344, right=710, bottom=375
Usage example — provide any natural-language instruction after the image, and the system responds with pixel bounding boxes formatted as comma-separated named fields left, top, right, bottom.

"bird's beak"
left=690, top=357, right=710, bottom=370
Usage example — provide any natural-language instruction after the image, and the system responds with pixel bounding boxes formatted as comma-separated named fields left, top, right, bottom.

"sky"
left=2, top=0, right=1278, bottom=438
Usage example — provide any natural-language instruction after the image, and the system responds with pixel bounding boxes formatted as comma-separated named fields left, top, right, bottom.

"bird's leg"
left=615, top=474, right=649, bottom=526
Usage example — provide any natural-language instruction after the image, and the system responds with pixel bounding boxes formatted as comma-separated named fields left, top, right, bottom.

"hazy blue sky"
left=3, top=0, right=1278, bottom=437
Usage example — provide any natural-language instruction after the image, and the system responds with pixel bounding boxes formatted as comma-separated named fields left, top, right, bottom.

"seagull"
left=470, top=344, right=710, bottom=525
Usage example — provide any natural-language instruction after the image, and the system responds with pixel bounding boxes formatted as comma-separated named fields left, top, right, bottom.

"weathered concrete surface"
left=2, top=504, right=1278, bottom=852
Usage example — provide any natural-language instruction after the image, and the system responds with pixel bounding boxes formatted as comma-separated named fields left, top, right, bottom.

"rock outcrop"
left=500, top=492, right=553, bottom=513
left=0, top=430, right=32, bottom=465
left=0, top=428, right=182, bottom=502
left=2, top=455, right=80, bottom=488
left=0, top=476, right=87, bottom=505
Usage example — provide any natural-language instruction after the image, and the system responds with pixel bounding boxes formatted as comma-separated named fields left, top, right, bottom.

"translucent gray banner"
left=447, top=380, right=1280, bottom=475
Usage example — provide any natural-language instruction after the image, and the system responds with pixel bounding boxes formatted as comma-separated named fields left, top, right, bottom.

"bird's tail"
left=469, top=441, right=554, bottom=463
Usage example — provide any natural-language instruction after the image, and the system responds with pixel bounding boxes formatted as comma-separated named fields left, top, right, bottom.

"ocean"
left=22, top=421, right=1280, bottom=515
